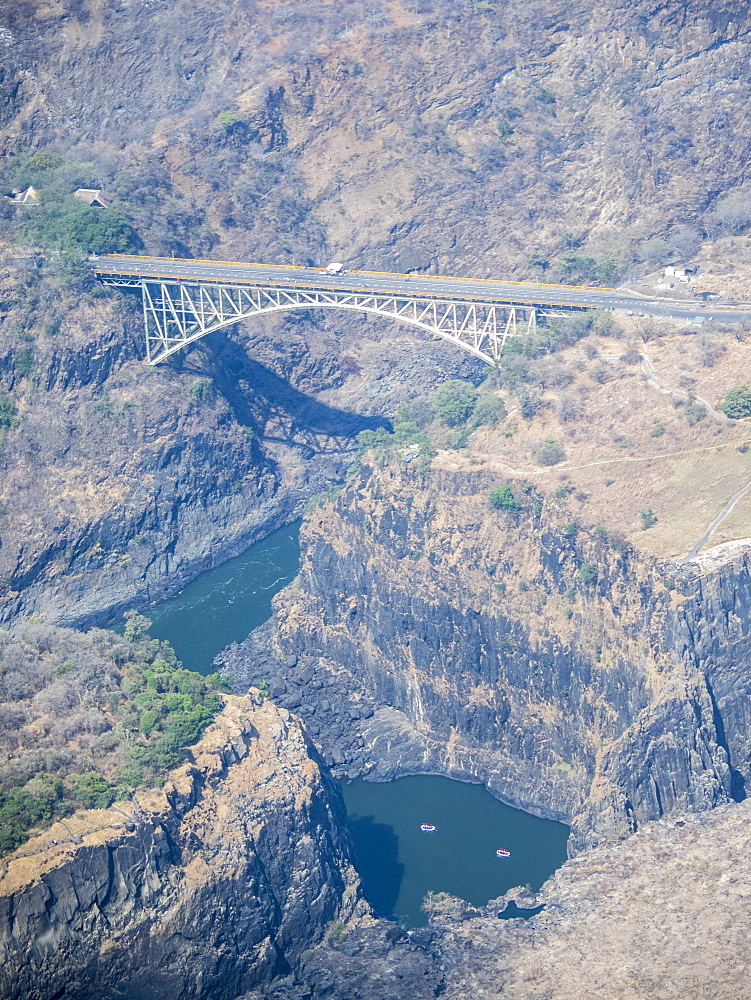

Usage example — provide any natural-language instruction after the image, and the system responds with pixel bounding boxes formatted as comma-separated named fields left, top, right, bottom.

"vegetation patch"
left=533, top=437, right=566, bottom=466
left=723, top=385, right=751, bottom=419
left=0, top=616, right=230, bottom=855
left=489, top=485, right=520, bottom=514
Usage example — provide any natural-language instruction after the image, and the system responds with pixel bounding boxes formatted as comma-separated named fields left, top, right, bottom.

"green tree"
left=19, top=194, right=135, bottom=254
left=578, top=563, right=598, bottom=584
left=471, top=395, right=506, bottom=427
left=139, top=709, right=160, bottom=736
left=123, top=611, right=153, bottom=643
left=25, top=151, right=65, bottom=172
left=0, top=778, right=61, bottom=853
left=722, top=385, right=751, bottom=419
left=431, top=380, right=478, bottom=426
left=489, top=485, right=520, bottom=514
left=68, top=773, right=115, bottom=810
left=0, top=394, right=18, bottom=429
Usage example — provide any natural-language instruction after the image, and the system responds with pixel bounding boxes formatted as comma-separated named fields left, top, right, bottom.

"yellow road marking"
left=93, top=254, right=614, bottom=294
left=93, top=268, right=595, bottom=310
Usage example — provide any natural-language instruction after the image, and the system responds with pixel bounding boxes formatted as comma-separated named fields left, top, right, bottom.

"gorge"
left=3, top=0, right=751, bottom=996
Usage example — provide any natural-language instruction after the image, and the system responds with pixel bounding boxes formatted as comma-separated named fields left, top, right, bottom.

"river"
left=128, top=522, right=301, bottom=675
left=123, top=520, right=569, bottom=926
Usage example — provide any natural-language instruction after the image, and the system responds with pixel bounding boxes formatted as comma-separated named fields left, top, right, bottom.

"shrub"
left=592, top=308, right=614, bottom=334
left=471, top=394, right=506, bottom=427
left=190, top=379, right=215, bottom=404
left=431, top=380, right=478, bottom=426
left=722, top=385, right=751, bottom=419
left=578, top=563, right=598, bottom=584
left=685, top=403, right=706, bottom=426
left=563, top=523, right=578, bottom=536
left=446, top=427, right=471, bottom=450
left=519, top=392, right=541, bottom=420
left=558, top=395, right=582, bottom=423
left=533, top=437, right=566, bottom=466
left=489, top=485, right=520, bottom=514
left=650, top=424, right=665, bottom=437
left=398, top=396, right=433, bottom=428
left=0, top=394, right=18, bottom=429
left=640, top=508, right=657, bottom=530
left=14, top=349, right=34, bottom=377
left=621, top=348, right=642, bottom=365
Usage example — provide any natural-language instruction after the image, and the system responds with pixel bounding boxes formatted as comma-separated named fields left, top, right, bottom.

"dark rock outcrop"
left=222, top=460, right=750, bottom=849
left=0, top=695, right=363, bottom=1000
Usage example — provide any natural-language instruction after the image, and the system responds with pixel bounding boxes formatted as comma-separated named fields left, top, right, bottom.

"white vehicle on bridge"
left=325, top=262, right=345, bottom=274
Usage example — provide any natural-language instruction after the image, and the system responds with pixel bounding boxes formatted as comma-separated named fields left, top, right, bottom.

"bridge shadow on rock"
left=178, top=329, right=390, bottom=457
left=346, top=814, right=404, bottom=919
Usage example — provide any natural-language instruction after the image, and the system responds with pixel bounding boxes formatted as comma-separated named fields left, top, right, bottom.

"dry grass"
left=436, top=325, right=751, bottom=559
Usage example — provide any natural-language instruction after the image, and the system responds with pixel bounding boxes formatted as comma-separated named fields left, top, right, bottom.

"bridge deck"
left=89, top=253, right=731, bottom=320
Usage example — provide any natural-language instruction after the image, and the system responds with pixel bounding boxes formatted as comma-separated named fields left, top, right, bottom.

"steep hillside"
left=4, top=0, right=751, bottom=282
left=2, top=0, right=751, bottom=626
left=0, top=255, right=478, bottom=626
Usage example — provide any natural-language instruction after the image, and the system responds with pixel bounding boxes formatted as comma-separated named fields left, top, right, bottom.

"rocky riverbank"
left=0, top=694, right=363, bottom=1000
left=248, top=796, right=751, bottom=1000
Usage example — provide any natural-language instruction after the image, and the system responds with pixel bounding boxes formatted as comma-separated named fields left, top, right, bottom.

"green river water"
left=123, top=520, right=569, bottom=927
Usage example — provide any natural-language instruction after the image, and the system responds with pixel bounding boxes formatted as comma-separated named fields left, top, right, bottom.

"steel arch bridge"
left=98, top=274, right=538, bottom=366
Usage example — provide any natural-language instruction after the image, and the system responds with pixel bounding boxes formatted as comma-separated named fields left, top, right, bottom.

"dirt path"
left=639, top=353, right=729, bottom=421
left=469, top=433, right=751, bottom=479
left=687, top=477, right=751, bottom=557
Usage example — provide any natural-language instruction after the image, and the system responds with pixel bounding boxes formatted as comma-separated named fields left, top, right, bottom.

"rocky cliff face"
left=0, top=694, right=362, bottom=1000
left=223, top=458, right=751, bottom=849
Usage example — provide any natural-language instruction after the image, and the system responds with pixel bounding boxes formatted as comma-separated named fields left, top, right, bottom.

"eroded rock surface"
left=0, top=695, right=362, bottom=1000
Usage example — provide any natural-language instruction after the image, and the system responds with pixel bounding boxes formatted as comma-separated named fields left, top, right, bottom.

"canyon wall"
left=0, top=259, right=480, bottom=629
left=223, top=458, right=751, bottom=849
left=0, top=693, right=362, bottom=1000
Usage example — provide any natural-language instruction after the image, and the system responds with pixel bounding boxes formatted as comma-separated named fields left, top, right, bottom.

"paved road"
left=89, top=254, right=751, bottom=323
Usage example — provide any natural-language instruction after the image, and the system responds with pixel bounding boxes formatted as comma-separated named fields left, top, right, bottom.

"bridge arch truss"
left=103, top=277, right=537, bottom=366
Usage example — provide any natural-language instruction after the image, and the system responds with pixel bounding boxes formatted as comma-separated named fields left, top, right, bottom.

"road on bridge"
left=89, top=254, right=751, bottom=324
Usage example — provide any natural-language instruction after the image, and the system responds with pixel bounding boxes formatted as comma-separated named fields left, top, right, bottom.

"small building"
left=5, top=186, right=39, bottom=205
left=663, top=265, right=675, bottom=277
left=72, top=188, right=108, bottom=208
